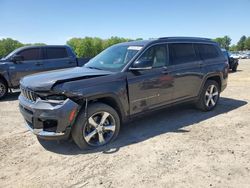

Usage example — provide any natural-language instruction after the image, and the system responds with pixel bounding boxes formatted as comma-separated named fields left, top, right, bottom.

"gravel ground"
left=0, top=60, right=250, bottom=188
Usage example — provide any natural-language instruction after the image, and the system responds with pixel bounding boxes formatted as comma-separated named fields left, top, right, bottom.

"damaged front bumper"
left=19, top=95, right=79, bottom=140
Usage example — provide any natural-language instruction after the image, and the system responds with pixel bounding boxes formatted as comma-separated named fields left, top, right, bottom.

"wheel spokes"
left=210, top=98, right=215, bottom=106
left=212, top=91, right=218, bottom=96
left=85, top=129, right=97, bottom=142
left=100, top=112, right=110, bottom=125
left=206, top=98, right=211, bottom=106
left=205, top=84, right=219, bottom=107
left=209, top=85, right=214, bottom=94
left=98, top=132, right=105, bottom=144
left=84, top=111, right=116, bottom=146
left=103, top=125, right=116, bottom=132
left=88, top=116, right=98, bottom=128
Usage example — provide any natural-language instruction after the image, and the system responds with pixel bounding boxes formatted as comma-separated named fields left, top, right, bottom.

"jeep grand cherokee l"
left=19, top=37, right=228, bottom=149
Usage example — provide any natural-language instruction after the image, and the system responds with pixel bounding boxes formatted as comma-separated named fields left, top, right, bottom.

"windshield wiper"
left=85, top=66, right=103, bottom=70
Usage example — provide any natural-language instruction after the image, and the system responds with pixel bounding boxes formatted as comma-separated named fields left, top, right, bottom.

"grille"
left=21, top=87, right=37, bottom=102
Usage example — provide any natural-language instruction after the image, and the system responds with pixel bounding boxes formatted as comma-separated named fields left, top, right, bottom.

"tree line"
left=214, top=35, right=250, bottom=51
left=0, top=36, right=249, bottom=59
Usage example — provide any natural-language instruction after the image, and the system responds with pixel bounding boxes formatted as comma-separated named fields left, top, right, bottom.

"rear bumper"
left=19, top=95, right=79, bottom=140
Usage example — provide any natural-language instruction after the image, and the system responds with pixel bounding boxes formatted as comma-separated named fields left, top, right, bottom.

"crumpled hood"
left=20, top=67, right=113, bottom=91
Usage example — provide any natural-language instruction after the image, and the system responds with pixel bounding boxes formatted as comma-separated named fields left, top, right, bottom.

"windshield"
left=84, top=45, right=142, bottom=72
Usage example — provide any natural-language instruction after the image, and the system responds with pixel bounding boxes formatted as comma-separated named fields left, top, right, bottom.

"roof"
left=117, top=37, right=215, bottom=47
left=17, top=45, right=69, bottom=50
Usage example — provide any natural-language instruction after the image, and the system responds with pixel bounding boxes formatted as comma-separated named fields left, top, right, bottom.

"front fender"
left=0, top=64, right=11, bottom=87
left=52, top=74, right=129, bottom=121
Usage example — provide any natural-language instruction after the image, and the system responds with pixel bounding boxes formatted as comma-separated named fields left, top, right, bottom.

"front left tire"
left=72, top=102, right=120, bottom=149
left=0, top=79, right=8, bottom=100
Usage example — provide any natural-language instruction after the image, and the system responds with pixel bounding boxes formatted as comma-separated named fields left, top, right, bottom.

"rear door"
left=42, top=47, right=77, bottom=71
left=168, top=43, right=204, bottom=101
left=195, top=43, right=223, bottom=72
left=9, top=47, right=44, bottom=87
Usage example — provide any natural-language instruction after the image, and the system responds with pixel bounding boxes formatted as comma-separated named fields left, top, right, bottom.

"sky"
left=0, top=0, right=250, bottom=45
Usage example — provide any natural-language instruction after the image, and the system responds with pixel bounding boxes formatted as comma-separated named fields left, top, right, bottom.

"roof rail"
left=158, top=37, right=212, bottom=41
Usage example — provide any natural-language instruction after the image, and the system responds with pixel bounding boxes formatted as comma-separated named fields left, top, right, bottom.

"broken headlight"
left=42, top=95, right=67, bottom=101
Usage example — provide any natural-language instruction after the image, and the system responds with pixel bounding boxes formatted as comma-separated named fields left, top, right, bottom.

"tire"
left=72, top=102, right=120, bottom=150
left=0, top=79, right=8, bottom=100
left=196, top=80, right=220, bottom=111
left=232, top=64, right=238, bottom=72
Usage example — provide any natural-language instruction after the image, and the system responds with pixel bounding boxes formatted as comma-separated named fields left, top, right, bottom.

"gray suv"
left=19, top=37, right=229, bottom=149
left=0, top=45, right=87, bottom=99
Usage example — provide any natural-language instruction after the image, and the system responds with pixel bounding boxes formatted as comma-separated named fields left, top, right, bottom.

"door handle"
left=161, top=67, right=169, bottom=74
left=68, top=61, right=75, bottom=64
left=199, top=62, right=204, bottom=67
left=35, top=62, right=43, bottom=66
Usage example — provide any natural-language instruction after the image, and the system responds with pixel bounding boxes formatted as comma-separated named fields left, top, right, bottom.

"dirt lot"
left=0, top=60, right=250, bottom=188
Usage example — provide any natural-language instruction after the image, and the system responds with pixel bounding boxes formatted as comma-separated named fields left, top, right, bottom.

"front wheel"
left=72, top=102, right=120, bottom=149
left=0, top=79, right=8, bottom=100
left=196, top=80, right=220, bottom=111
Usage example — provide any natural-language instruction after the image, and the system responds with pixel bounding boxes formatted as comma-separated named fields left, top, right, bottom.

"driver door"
left=127, top=44, right=174, bottom=115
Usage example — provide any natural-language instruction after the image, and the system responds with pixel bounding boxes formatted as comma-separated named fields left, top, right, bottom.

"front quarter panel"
left=53, top=73, right=130, bottom=120
left=0, top=62, right=12, bottom=86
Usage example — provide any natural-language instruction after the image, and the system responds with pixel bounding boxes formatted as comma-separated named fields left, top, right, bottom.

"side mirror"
left=129, top=60, right=153, bottom=71
left=11, top=55, right=23, bottom=63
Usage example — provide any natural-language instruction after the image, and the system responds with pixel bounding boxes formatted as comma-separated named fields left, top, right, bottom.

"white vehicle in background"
left=239, top=53, right=248, bottom=59
left=246, top=53, right=250, bottom=59
left=230, top=52, right=240, bottom=59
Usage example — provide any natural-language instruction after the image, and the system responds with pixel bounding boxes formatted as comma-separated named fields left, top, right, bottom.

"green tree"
left=237, top=35, right=246, bottom=51
left=67, top=37, right=83, bottom=57
left=244, top=37, right=250, bottom=50
left=0, top=38, right=23, bottom=58
left=214, top=36, right=231, bottom=50
left=229, top=44, right=238, bottom=52
left=67, top=36, right=132, bottom=58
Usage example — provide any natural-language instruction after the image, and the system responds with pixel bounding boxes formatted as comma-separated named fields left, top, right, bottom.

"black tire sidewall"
left=0, top=79, right=8, bottom=99
left=198, top=80, right=220, bottom=111
left=72, top=102, right=120, bottom=150
left=232, top=65, right=237, bottom=72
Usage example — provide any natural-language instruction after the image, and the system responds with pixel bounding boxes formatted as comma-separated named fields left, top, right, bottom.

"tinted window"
left=46, top=48, right=68, bottom=59
left=196, top=44, right=219, bottom=59
left=169, top=43, right=198, bottom=65
left=138, top=45, right=167, bottom=68
left=17, top=48, right=41, bottom=61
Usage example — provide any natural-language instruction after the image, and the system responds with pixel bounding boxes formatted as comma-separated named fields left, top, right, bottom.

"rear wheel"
left=0, top=79, right=8, bottom=99
left=232, top=64, right=238, bottom=72
left=196, top=80, right=220, bottom=111
left=72, top=103, right=120, bottom=149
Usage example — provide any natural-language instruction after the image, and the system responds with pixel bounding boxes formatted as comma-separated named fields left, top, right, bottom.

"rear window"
left=196, top=44, right=220, bottom=59
left=46, top=47, right=68, bottom=59
left=17, top=48, right=41, bottom=61
left=169, top=43, right=199, bottom=64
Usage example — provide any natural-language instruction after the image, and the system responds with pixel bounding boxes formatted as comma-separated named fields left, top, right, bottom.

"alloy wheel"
left=205, top=84, right=219, bottom=108
left=83, top=111, right=116, bottom=146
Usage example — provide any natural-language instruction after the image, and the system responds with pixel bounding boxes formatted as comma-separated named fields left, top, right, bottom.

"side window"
left=46, top=48, right=68, bottom=59
left=169, top=43, right=198, bottom=65
left=17, top=48, right=41, bottom=61
left=196, top=44, right=220, bottom=60
left=138, top=45, right=167, bottom=68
